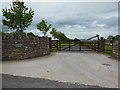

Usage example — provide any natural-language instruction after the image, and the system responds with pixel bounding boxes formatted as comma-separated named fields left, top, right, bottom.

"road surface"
left=1, top=52, right=118, bottom=88
left=2, top=74, right=100, bottom=88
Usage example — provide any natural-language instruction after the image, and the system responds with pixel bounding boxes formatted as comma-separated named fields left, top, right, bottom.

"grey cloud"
left=52, top=13, right=96, bottom=28
left=54, top=13, right=117, bottom=29
left=2, top=2, right=118, bottom=38
left=97, top=16, right=118, bottom=28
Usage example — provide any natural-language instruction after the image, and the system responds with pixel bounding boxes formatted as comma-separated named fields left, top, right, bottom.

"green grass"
left=105, top=46, right=112, bottom=50
left=52, top=43, right=69, bottom=46
left=103, top=51, right=112, bottom=55
left=51, top=43, right=70, bottom=51
left=51, top=48, right=57, bottom=51
left=104, top=45, right=112, bottom=55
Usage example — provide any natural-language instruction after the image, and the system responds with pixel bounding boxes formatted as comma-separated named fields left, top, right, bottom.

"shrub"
left=10, top=31, right=26, bottom=36
left=27, top=32, right=35, bottom=36
left=0, top=32, right=5, bottom=35
left=74, top=38, right=79, bottom=44
left=0, top=32, right=2, bottom=35
left=74, top=38, right=79, bottom=41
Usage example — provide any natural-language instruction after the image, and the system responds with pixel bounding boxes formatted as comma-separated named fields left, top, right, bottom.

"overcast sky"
left=1, top=1, right=118, bottom=39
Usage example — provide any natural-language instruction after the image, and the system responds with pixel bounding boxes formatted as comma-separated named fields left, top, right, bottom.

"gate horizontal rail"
left=51, top=35, right=100, bottom=52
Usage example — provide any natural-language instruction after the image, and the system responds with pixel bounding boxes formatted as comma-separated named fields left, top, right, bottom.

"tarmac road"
left=2, top=74, right=100, bottom=88
left=1, top=52, right=119, bottom=88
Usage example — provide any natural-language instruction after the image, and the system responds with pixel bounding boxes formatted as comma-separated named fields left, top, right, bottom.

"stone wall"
left=2, top=35, right=50, bottom=60
left=112, top=35, right=120, bottom=60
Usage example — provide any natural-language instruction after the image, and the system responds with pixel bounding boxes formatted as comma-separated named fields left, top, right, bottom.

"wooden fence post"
left=100, top=37, right=105, bottom=52
left=49, top=37, right=52, bottom=52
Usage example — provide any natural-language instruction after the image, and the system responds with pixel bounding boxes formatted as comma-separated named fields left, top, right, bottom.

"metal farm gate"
left=51, top=35, right=100, bottom=52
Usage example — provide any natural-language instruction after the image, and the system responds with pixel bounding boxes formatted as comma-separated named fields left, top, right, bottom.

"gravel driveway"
left=1, top=52, right=118, bottom=88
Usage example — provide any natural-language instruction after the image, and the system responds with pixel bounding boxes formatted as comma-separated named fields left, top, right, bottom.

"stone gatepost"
left=100, top=37, right=105, bottom=53
left=112, top=35, right=120, bottom=60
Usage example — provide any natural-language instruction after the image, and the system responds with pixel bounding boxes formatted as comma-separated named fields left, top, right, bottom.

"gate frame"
left=50, top=35, right=100, bottom=52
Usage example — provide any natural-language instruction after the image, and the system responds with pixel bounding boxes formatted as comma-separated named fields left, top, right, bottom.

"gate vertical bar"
left=96, top=35, right=100, bottom=52
left=56, top=40, right=58, bottom=49
left=79, top=40, right=81, bottom=51
left=59, top=40, right=61, bottom=51
left=69, top=40, right=70, bottom=51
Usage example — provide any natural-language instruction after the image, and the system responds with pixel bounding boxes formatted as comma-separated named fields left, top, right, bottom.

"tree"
left=50, top=28, right=69, bottom=40
left=2, top=0, right=34, bottom=32
left=36, top=20, right=52, bottom=36
left=74, top=38, right=79, bottom=41
left=57, top=32, right=70, bottom=41
left=50, top=28, right=57, bottom=39
left=74, top=38, right=79, bottom=44
left=107, top=35, right=113, bottom=39
left=27, top=32, right=35, bottom=36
